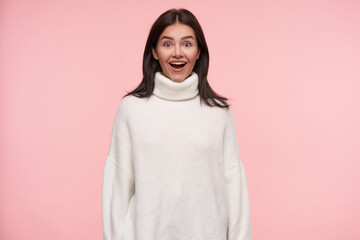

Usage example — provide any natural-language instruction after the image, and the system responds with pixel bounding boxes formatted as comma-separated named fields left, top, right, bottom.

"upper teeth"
left=171, top=62, right=186, bottom=65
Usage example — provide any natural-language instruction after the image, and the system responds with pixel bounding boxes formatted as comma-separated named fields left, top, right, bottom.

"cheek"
left=156, top=52, right=169, bottom=64
left=158, top=60, right=169, bottom=69
left=157, top=47, right=172, bottom=57
left=189, top=53, right=199, bottom=63
left=185, top=49, right=200, bottom=62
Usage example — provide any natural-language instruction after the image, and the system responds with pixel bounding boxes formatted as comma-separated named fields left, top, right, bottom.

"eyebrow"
left=160, top=35, right=194, bottom=41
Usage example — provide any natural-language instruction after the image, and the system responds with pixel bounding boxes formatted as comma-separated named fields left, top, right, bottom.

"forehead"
left=159, top=23, right=196, bottom=39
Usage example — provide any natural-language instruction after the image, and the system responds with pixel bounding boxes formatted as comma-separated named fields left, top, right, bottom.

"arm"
left=223, top=107, right=252, bottom=240
left=102, top=102, right=135, bottom=240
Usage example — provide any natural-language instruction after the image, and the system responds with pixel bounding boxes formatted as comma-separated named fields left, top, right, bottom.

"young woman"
left=102, top=8, right=252, bottom=240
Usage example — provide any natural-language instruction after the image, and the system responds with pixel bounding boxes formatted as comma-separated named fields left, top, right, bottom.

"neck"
left=152, top=72, right=199, bottom=101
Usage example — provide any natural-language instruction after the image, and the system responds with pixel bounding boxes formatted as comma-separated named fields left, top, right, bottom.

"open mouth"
left=169, top=62, right=187, bottom=70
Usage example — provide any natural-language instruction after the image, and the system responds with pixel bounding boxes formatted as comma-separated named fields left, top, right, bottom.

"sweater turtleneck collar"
left=152, top=71, right=199, bottom=101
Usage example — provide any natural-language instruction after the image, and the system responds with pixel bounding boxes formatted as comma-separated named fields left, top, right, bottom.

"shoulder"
left=208, top=98, right=233, bottom=114
left=116, top=94, right=148, bottom=116
left=200, top=100, right=234, bottom=128
left=208, top=102, right=235, bottom=127
left=118, top=94, right=142, bottom=109
left=209, top=98, right=233, bottom=119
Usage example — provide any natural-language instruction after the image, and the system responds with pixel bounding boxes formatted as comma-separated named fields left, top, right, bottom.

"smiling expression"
left=152, top=23, right=201, bottom=83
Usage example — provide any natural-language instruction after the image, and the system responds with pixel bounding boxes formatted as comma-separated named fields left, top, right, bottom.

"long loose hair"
left=124, top=8, right=229, bottom=108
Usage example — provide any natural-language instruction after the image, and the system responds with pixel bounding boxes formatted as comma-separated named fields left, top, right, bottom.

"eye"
left=163, top=42, right=172, bottom=47
left=184, top=42, right=191, bottom=47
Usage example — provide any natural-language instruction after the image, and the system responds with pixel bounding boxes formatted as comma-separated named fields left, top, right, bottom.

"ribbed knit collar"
left=152, top=71, right=199, bottom=101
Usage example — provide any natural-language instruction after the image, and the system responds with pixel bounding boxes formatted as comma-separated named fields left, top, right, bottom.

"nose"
left=172, top=44, right=183, bottom=58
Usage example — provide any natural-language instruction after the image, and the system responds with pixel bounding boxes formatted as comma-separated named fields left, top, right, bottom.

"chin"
left=171, top=76, right=186, bottom=82
left=167, top=71, right=191, bottom=83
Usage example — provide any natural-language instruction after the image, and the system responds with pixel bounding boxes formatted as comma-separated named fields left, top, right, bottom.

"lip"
left=168, top=62, right=187, bottom=72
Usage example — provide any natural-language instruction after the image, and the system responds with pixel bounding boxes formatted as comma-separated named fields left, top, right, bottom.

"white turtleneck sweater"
left=102, top=72, right=252, bottom=240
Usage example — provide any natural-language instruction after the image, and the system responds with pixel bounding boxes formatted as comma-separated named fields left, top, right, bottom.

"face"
left=152, top=22, right=200, bottom=82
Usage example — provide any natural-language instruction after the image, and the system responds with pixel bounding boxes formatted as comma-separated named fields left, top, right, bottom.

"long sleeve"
left=223, top=107, right=252, bottom=240
left=102, top=102, right=135, bottom=240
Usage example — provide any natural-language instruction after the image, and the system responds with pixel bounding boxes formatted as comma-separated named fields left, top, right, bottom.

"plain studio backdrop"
left=1, top=0, right=359, bottom=239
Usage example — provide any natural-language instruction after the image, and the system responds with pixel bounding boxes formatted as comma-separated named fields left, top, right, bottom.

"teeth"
left=170, top=62, right=186, bottom=65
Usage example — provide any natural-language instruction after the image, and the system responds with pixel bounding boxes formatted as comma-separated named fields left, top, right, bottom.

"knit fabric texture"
left=102, top=71, right=252, bottom=240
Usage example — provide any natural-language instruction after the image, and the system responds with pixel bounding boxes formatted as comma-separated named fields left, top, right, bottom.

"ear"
left=152, top=47, right=159, bottom=60
left=196, top=49, right=201, bottom=60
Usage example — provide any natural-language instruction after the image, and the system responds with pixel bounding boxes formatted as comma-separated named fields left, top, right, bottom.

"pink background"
left=1, top=0, right=360, bottom=239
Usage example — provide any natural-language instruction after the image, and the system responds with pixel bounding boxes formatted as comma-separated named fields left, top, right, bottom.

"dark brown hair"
left=124, top=8, right=229, bottom=108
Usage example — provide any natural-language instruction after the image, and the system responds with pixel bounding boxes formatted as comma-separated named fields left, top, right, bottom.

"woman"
left=102, top=8, right=252, bottom=240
